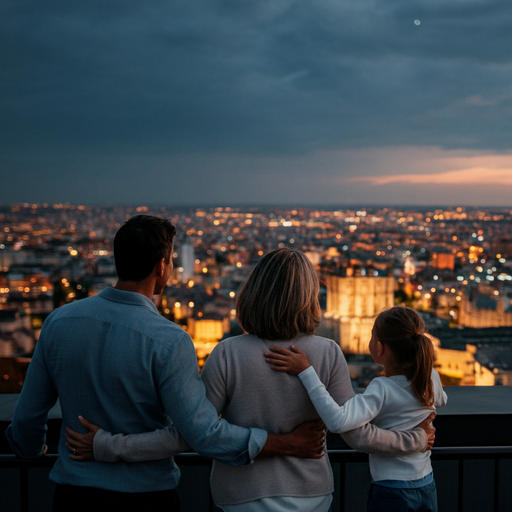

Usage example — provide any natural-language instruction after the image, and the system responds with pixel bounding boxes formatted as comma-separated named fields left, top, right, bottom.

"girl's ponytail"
left=374, top=306, right=435, bottom=406
left=410, top=333, right=435, bottom=406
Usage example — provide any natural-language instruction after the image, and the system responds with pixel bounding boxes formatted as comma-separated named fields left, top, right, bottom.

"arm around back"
left=202, top=339, right=326, bottom=460
left=93, top=426, right=190, bottom=462
left=156, top=332, right=266, bottom=465
left=322, top=342, right=428, bottom=455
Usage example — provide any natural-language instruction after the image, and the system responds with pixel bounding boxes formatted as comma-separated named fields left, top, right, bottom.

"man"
left=6, top=215, right=433, bottom=511
left=6, top=215, right=326, bottom=511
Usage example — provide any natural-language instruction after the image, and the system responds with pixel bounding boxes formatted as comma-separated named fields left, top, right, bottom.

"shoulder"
left=44, top=295, right=101, bottom=323
left=367, top=376, right=392, bottom=393
left=151, top=318, right=193, bottom=349
left=216, top=333, right=259, bottom=348
left=300, top=335, right=345, bottom=364
left=298, top=334, right=341, bottom=353
left=431, top=368, right=444, bottom=388
left=209, top=334, right=256, bottom=358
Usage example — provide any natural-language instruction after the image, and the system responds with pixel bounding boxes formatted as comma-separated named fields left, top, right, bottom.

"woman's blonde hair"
left=236, top=248, right=321, bottom=341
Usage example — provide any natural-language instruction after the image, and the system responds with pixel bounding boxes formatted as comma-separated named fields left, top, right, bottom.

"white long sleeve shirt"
left=299, top=367, right=448, bottom=482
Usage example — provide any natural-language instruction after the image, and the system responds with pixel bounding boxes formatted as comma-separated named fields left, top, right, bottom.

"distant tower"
left=323, top=269, right=395, bottom=354
left=181, top=243, right=195, bottom=281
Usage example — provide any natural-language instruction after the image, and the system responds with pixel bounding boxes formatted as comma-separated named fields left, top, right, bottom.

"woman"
left=67, top=248, right=430, bottom=511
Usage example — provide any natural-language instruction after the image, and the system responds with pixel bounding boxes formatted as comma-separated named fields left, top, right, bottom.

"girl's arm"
left=266, top=343, right=433, bottom=454
left=299, top=366, right=384, bottom=433
left=265, top=345, right=384, bottom=434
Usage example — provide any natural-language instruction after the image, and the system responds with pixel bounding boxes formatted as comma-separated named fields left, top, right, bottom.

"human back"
left=203, top=248, right=335, bottom=509
left=39, top=288, right=187, bottom=490
left=203, top=332, right=350, bottom=505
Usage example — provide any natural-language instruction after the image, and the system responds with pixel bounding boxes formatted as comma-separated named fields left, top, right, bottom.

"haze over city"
left=3, top=0, right=512, bottom=206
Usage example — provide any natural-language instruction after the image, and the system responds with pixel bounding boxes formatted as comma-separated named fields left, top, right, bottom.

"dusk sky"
left=2, top=0, right=512, bottom=206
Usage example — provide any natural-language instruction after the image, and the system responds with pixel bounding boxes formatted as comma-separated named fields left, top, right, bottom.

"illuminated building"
left=323, top=268, right=394, bottom=354
left=187, top=316, right=229, bottom=369
left=430, top=335, right=495, bottom=386
left=458, top=295, right=512, bottom=328
left=431, top=252, right=455, bottom=270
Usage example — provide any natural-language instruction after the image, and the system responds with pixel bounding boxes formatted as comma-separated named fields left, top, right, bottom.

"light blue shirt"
left=6, top=287, right=267, bottom=492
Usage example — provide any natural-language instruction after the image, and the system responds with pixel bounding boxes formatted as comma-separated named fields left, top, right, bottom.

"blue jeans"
left=367, top=481, right=438, bottom=512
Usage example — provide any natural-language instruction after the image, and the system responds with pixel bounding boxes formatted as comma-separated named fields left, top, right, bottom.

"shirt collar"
left=99, top=286, right=159, bottom=314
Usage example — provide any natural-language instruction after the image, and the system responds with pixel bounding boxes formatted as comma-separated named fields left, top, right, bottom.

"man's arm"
left=73, top=335, right=325, bottom=465
left=5, top=330, right=58, bottom=458
left=67, top=417, right=325, bottom=462
left=154, top=334, right=267, bottom=465
left=257, top=420, right=326, bottom=459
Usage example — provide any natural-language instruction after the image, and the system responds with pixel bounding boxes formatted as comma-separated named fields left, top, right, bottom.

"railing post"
left=20, top=465, right=29, bottom=512
left=339, top=460, right=345, bottom=512
left=457, top=458, right=464, bottom=512
left=209, top=459, right=214, bottom=512
left=494, top=457, right=500, bottom=512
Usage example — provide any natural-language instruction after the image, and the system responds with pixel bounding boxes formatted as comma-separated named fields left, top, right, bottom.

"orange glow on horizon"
left=349, top=152, right=512, bottom=186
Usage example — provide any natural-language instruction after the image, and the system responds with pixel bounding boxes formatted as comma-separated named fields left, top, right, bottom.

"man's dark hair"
left=114, top=215, right=176, bottom=281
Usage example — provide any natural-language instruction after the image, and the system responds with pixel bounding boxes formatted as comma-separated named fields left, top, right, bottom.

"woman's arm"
left=342, top=418, right=433, bottom=455
left=93, top=426, right=190, bottom=462
left=68, top=343, right=325, bottom=463
left=66, top=416, right=190, bottom=462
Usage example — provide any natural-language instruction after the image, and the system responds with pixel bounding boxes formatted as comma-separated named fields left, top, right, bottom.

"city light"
left=1, top=203, right=511, bottom=388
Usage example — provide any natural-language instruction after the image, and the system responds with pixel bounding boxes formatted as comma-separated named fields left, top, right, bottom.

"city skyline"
left=3, top=1, right=512, bottom=206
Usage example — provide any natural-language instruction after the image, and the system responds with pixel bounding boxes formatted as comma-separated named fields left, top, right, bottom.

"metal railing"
left=2, top=447, right=512, bottom=512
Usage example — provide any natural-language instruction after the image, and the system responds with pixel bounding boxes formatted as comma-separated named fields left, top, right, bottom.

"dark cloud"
left=2, top=0, right=512, bottom=204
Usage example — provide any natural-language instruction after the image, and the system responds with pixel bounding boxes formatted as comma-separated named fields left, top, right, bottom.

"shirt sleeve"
left=313, top=343, right=427, bottom=455
left=90, top=338, right=267, bottom=464
left=432, top=369, right=448, bottom=408
left=93, top=426, right=191, bottom=462
left=156, top=334, right=267, bottom=466
left=5, top=324, right=58, bottom=458
left=200, top=341, right=228, bottom=413
left=299, top=366, right=385, bottom=433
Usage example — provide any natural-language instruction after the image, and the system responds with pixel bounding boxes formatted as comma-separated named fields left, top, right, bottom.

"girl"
left=265, top=306, right=447, bottom=512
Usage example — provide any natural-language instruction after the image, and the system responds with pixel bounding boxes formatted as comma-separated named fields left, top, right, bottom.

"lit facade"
left=323, top=271, right=394, bottom=354
left=430, top=335, right=495, bottom=386
left=458, top=295, right=512, bottom=328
